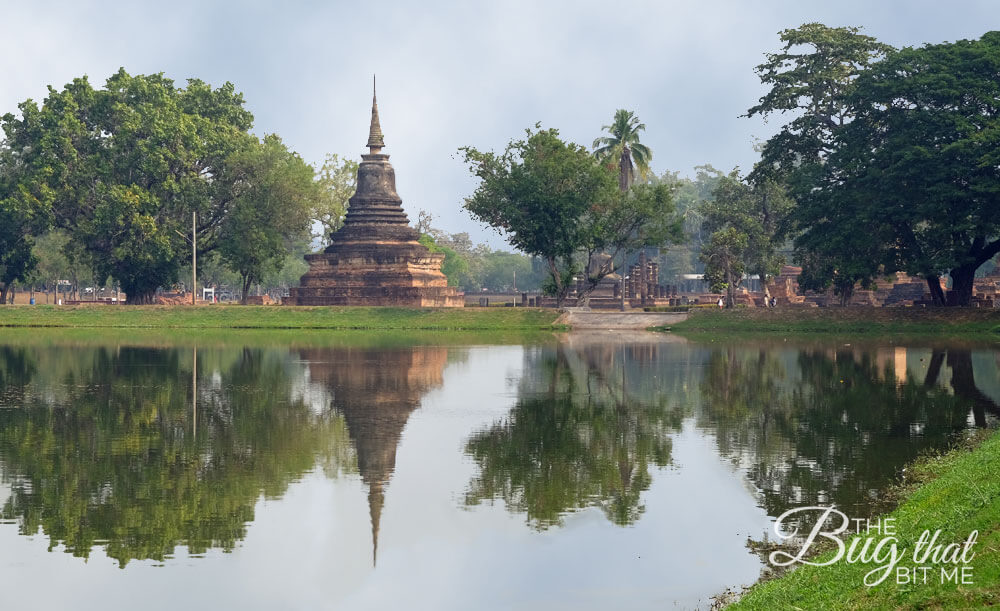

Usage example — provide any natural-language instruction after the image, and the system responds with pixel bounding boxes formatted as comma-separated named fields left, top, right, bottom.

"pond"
left=0, top=331, right=997, bottom=609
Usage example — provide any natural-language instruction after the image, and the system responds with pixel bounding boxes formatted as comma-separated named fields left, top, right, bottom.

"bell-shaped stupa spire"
left=366, top=76, right=385, bottom=154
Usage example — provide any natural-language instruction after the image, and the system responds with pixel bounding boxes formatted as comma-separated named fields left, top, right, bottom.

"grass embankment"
left=0, top=304, right=565, bottom=331
left=730, top=430, right=1000, bottom=609
left=0, top=326, right=560, bottom=349
left=670, top=307, right=1000, bottom=337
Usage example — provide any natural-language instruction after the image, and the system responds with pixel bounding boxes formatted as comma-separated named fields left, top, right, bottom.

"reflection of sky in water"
left=0, top=337, right=996, bottom=610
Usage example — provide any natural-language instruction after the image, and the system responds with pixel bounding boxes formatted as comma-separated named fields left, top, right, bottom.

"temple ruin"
left=287, top=83, right=463, bottom=307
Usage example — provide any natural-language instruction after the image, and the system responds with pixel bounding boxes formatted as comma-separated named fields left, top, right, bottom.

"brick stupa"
left=287, top=84, right=464, bottom=307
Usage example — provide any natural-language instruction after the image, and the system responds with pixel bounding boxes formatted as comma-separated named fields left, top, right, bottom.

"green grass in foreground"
left=0, top=304, right=565, bottom=330
left=730, top=430, right=1000, bottom=610
left=670, top=307, right=1000, bottom=337
left=0, top=326, right=560, bottom=349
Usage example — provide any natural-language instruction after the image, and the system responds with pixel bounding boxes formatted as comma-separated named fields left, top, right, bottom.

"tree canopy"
left=0, top=69, right=317, bottom=304
left=461, top=125, right=680, bottom=305
left=593, top=109, right=652, bottom=191
left=789, top=31, right=1000, bottom=305
left=218, top=135, right=316, bottom=303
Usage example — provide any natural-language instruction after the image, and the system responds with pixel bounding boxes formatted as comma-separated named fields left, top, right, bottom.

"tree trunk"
left=241, top=274, right=253, bottom=305
left=0, top=285, right=7, bottom=306
left=547, top=257, right=568, bottom=308
left=725, top=267, right=736, bottom=308
left=838, top=283, right=854, bottom=307
left=926, top=275, right=946, bottom=306
left=125, top=290, right=156, bottom=305
left=947, top=264, right=976, bottom=307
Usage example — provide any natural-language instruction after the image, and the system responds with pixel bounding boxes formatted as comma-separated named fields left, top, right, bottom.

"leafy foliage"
left=218, top=135, right=316, bottom=302
left=593, top=109, right=652, bottom=191
left=313, top=153, right=358, bottom=247
left=461, top=125, right=680, bottom=305
left=700, top=170, right=793, bottom=304
left=791, top=31, right=1000, bottom=305
left=1, top=70, right=256, bottom=303
left=747, top=22, right=893, bottom=181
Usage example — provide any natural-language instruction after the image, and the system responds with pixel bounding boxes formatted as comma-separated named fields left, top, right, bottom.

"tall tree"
left=746, top=23, right=897, bottom=303
left=313, top=153, right=358, bottom=247
left=746, top=23, right=893, bottom=182
left=0, top=142, right=48, bottom=304
left=701, top=171, right=793, bottom=304
left=461, top=125, right=680, bottom=306
left=461, top=126, right=619, bottom=306
left=700, top=227, right=748, bottom=308
left=593, top=109, right=652, bottom=191
left=783, top=32, right=1000, bottom=306
left=1, top=69, right=256, bottom=304
left=823, top=32, right=1000, bottom=306
left=218, top=135, right=317, bottom=303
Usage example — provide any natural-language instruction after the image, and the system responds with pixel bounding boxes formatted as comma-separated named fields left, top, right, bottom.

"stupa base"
left=286, top=251, right=464, bottom=307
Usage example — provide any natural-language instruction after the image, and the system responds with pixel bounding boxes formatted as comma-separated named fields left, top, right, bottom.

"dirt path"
left=555, top=309, right=688, bottom=330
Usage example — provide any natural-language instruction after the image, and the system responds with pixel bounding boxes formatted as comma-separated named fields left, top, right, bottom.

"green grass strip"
left=0, top=305, right=566, bottom=331
left=730, top=431, right=1000, bottom=609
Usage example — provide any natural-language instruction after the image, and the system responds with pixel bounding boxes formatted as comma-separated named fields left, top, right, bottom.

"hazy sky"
left=2, top=0, right=996, bottom=246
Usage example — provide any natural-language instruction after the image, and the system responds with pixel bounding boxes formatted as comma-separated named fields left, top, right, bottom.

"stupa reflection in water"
left=302, top=346, right=449, bottom=565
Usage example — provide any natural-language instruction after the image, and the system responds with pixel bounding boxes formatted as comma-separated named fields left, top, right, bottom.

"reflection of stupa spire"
left=369, top=479, right=384, bottom=567
left=300, top=347, right=448, bottom=566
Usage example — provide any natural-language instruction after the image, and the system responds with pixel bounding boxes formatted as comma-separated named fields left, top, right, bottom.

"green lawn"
left=670, top=307, right=1000, bottom=338
left=0, top=304, right=564, bottom=331
left=730, top=430, right=1000, bottom=609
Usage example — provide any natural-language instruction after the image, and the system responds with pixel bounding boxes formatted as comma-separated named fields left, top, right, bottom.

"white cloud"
left=2, top=0, right=995, bottom=246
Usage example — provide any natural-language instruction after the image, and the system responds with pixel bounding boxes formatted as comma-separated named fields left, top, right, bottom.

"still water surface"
left=0, top=332, right=997, bottom=610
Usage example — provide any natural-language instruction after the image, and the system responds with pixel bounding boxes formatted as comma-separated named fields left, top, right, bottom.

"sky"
left=1, top=0, right=996, bottom=247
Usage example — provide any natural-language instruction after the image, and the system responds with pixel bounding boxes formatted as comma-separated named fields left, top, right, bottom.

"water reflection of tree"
left=0, top=346, right=354, bottom=567
left=465, top=342, right=683, bottom=528
left=699, top=346, right=995, bottom=522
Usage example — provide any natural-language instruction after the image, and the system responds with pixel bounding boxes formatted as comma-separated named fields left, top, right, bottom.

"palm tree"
left=593, top=109, right=652, bottom=192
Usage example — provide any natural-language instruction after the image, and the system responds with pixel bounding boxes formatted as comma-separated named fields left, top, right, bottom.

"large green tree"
left=747, top=23, right=894, bottom=299
left=0, top=142, right=47, bottom=303
left=700, top=227, right=748, bottom=308
left=1, top=69, right=256, bottom=304
left=807, top=32, right=1000, bottom=306
left=701, top=170, right=793, bottom=304
left=461, top=126, right=619, bottom=305
left=461, top=126, right=680, bottom=306
left=313, top=153, right=358, bottom=247
left=747, top=23, right=893, bottom=181
left=218, top=135, right=317, bottom=303
left=593, top=109, right=652, bottom=192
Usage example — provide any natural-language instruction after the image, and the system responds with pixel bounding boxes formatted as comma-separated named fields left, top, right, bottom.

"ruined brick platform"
left=287, top=87, right=463, bottom=307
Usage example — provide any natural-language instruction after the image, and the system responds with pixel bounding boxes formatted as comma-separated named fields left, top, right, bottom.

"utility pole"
left=192, top=211, right=197, bottom=306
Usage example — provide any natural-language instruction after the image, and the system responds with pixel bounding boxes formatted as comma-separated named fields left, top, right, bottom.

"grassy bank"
left=0, top=326, right=563, bottom=349
left=0, top=304, right=565, bottom=331
left=729, top=430, right=1000, bottom=609
left=670, top=307, right=1000, bottom=337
